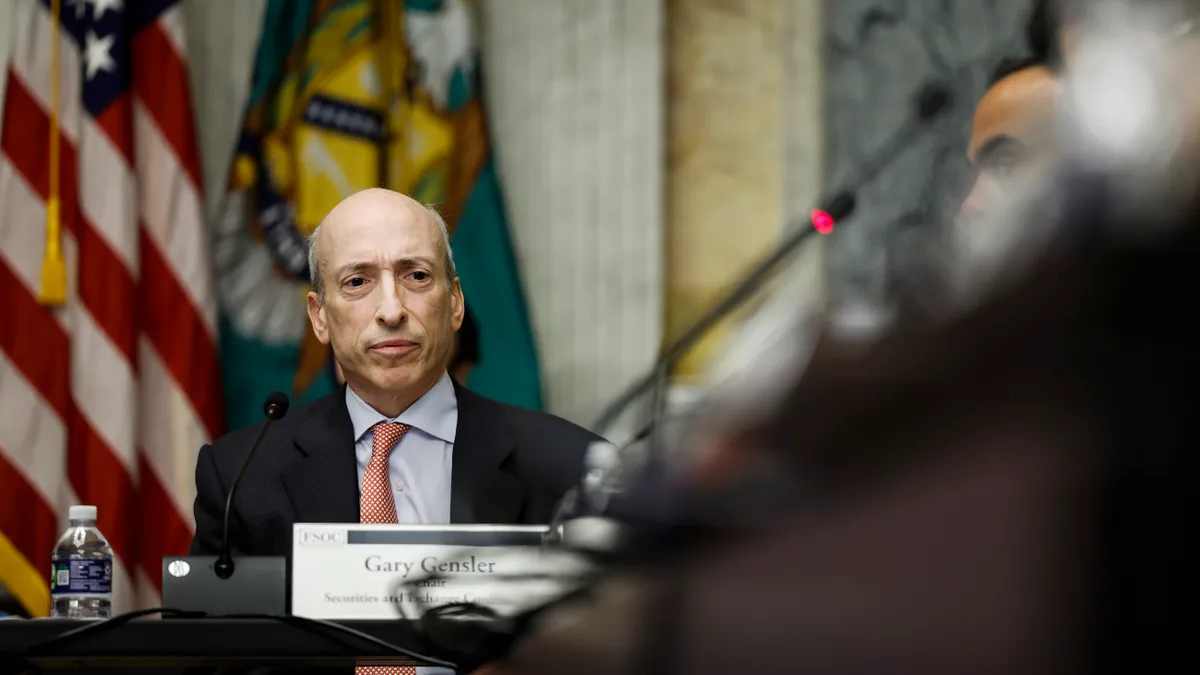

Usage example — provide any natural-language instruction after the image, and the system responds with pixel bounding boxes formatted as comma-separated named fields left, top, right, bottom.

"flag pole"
left=39, top=0, right=67, bottom=306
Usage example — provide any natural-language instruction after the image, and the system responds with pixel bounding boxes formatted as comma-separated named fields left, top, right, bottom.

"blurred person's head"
left=961, top=63, right=1063, bottom=223
left=307, top=188, right=465, bottom=416
left=961, top=1, right=1064, bottom=224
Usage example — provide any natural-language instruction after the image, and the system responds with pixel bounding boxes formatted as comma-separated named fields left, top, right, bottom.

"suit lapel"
left=281, top=389, right=360, bottom=524
left=450, top=380, right=523, bottom=524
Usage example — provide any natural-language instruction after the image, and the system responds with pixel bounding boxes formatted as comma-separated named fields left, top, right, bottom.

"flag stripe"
left=69, top=301, right=139, bottom=474
left=134, top=104, right=217, bottom=337
left=140, top=227, right=223, bottom=441
left=0, top=454, right=58, bottom=576
left=0, top=349, right=67, bottom=515
left=135, top=567, right=162, bottom=614
left=0, top=161, right=64, bottom=311
left=8, top=4, right=85, bottom=146
left=133, top=20, right=202, bottom=188
left=94, top=93, right=135, bottom=164
left=86, top=96, right=139, bottom=268
left=1, top=75, right=139, bottom=364
left=137, top=333, right=209, bottom=594
left=107, top=555, right=138, bottom=615
left=0, top=453, right=54, bottom=616
left=137, top=454, right=193, bottom=595
left=156, top=7, right=189, bottom=60
left=0, top=256, right=72, bottom=422
left=138, top=340, right=208, bottom=530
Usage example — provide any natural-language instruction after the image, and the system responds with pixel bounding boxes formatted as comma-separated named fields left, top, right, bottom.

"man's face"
left=307, top=189, right=464, bottom=404
left=962, top=66, right=1062, bottom=223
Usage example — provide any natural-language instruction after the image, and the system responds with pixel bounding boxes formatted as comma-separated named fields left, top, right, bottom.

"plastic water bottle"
left=50, top=505, right=113, bottom=619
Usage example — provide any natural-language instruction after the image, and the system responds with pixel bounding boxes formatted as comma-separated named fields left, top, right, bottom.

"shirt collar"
left=345, top=372, right=458, bottom=444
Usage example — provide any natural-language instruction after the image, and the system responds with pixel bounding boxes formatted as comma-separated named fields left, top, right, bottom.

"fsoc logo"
left=299, top=528, right=346, bottom=546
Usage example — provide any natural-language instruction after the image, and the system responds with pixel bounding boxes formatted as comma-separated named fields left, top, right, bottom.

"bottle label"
left=50, top=559, right=113, bottom=595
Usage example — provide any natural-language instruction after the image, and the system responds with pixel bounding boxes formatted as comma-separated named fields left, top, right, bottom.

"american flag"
left=0, top=0, right=222, bottom=615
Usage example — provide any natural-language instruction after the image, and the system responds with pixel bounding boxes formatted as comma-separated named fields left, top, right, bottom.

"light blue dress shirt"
left=347, top=372, right=457, bottom=525
left=347, top=373, right=457, bottom=674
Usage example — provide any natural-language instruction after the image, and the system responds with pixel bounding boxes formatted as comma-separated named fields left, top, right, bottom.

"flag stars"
left=84, top=30, right=116, bottom=81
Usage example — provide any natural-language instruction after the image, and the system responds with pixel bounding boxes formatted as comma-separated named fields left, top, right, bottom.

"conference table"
left=0, top=617, right=444, bottom=670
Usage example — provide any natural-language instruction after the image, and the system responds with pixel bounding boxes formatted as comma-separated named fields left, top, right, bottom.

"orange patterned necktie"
left=358, top=422, right=416, bottom=675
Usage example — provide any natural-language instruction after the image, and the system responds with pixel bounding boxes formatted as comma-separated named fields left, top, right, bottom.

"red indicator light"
left=811, top=209, right=834, bottom=234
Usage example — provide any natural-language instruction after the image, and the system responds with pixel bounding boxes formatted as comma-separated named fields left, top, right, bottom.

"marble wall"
left=666, top=0, right=786, bottom=382
left=664, top=0, right=828, bottom=391
left=823, top=0, right=1038, bottom=306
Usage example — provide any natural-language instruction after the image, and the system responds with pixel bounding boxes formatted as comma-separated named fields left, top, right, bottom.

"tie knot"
left=370, top=422, right=410, bottom=458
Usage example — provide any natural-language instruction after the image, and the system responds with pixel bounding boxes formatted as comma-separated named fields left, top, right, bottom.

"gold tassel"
left=39, top=0, right=66, bottom=307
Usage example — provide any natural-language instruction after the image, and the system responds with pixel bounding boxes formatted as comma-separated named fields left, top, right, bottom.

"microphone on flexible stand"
left=214, top=391, right=289, bottom=579
left=547, top=440, right=624, bottom=553
left=161, top=392, right=291, bottom=616
left=592, top=81, right=954, bottom=439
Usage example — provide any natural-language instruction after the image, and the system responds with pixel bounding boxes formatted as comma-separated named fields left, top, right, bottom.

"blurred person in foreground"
left=191, top=188, right=598, bottom=559
left=474, top=5, right=1200, bottom=675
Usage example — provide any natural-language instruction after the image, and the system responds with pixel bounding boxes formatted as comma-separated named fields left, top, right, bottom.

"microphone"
left=580, top=441, right=622, bottom=513
left=161, top=392, right=291, bottom=616
left=547, top=440, right=623, bottom=549
left=214, top=392, right=289, bottom=579
left=591, top=81, right=954, bottom=437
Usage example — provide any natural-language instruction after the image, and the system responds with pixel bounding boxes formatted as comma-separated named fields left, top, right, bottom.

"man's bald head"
left=962, top=65, right=1063, bottom=222
left=308, top=188, right=456, bottom=298
left=305, top=187, right=465, bottom=417
left=968, top=66, right=1061, bottom=166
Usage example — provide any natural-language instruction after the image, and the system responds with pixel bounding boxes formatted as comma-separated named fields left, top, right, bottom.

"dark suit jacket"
left=190, top=379, right=600, bottom=557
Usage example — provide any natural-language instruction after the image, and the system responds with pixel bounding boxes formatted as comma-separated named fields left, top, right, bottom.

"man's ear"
left=307, top=291, right=330, bottom=344
left=450, top=278, right=465, bottom=332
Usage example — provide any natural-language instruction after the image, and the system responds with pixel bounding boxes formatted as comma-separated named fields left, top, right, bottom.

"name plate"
left=291, top=524, right=591, bottom=620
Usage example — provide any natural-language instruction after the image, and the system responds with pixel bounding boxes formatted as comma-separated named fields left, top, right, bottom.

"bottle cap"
left=68, top=505, right=97, bottom=521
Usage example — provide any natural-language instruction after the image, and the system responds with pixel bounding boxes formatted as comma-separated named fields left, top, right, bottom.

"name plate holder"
left=291, top=524, right=592, bottom=620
